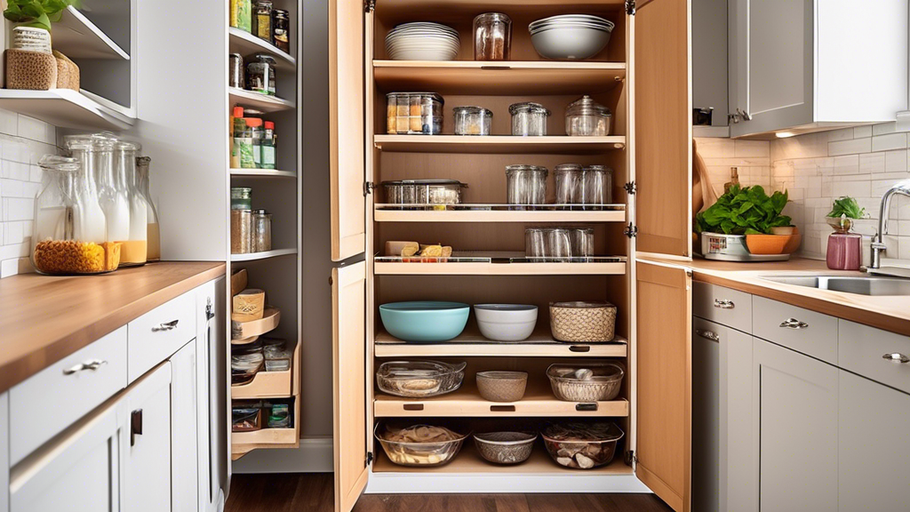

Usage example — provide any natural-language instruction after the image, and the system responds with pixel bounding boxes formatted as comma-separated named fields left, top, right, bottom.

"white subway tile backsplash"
left=884, top=149, right=909, bottom=172
left=834, top=155, right=860, bottom=175
left=872, top=133, right=908, bottom=152
left=854, top=126, right=873, bottom=139
left=859, top=153, right=885, bottom=174
left=873, top=122, right=898, bottom=136
left=829, top=137, right=872, bottom=156
left=7, top=198, right=32, bottom=221
left=827, top=128, right=855, bottom=142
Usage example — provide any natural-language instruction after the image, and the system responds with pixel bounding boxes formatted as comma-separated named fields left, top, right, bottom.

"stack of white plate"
left=529, top=14, right=614, bottom=60
left=386, top=22, right=460, bottom=61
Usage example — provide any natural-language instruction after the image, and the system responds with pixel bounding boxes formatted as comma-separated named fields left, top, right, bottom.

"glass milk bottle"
left=136, top=156, right=161, bottom=262
left=64, top=134, right=108, bottom=245
left=115, top=141, right=147, bottom=266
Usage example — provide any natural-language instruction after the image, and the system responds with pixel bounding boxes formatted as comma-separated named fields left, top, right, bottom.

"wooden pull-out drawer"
left=693, top=282, right=752, bottom=333
left=9, top=326, right=127, bottom=466
left=753, top=297, right=837, bottom=364
left=128, top=291, right=196, bottom=382
left=839, top=320, right=910, bottom=394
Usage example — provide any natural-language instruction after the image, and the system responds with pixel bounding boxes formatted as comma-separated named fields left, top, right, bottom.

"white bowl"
left=530, top=24, right=612, bottom=60
left=474, top=304, right=538, bottom=342
left=529, top=14, right=612, bottom=30
left=530, top=21, right=613, bottom=35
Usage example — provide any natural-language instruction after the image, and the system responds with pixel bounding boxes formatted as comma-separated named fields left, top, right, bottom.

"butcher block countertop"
left=0, top=262, right=225, bottom=394
left=638, top=256, right=910, bottom=337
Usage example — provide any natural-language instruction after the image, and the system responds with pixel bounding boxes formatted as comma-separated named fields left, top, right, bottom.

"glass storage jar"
left=272, top=9, right=290, bottom=53
left=253, top=0, right=272, bottom=41
left=583, top=165, right=614, bottom=206
left=453, top=106, right=493, bottom=135
left=231, top=210, right=252, bottom=254
left=382, top=180, right=467, bottom=205
left=386, top=92, right=444, bottom=135
left=136, top=156, right=161, bottom=262
left=509, top=102, right=550, bottom=136
left=554, top=163, right=584, bottom=205
left=89, top=135, right=130, bottom=256
left=570, top=227, right=594, bottom=257
left=505, top=165, right=548, bottom=205
left=114, top=141, right=148, bottom=267
left=247, top=54, right=276, bottom=95
left=525, top=228, right=547, bottom=258
left=232, top=187, right=253, bottom=210
left=473, top=13, right=512, bottom=60
left=565, top=96, right=612, bottom=136
left=251, top=210, right=272, bottom=252
left=64, top=134, right=110, bottom=247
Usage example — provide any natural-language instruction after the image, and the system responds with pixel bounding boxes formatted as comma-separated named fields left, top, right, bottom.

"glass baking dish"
left=376, top=360, right=466, bottom=398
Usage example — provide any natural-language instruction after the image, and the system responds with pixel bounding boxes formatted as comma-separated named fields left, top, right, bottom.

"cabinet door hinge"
left=366, top=451, right=374, bottom=466
left=365, top=0, right=375, bottom=13
left=624, top=223, right=638, bottom=238
left=624, top=181, right=636, bottom=195
left=364, top=181, right=375, bottom=196
left=625, top=450, right=636, bottom=466
left=625, top=0, right=636, bottom=15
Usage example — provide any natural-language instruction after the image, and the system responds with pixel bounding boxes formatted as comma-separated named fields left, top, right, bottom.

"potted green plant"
left=825, top=196, right=865, bottom=270
left=695, top=185, right=798, bottom=257
left=4, top=0, right=80, bottom=54
left=826, top=196, right=866, bottom=233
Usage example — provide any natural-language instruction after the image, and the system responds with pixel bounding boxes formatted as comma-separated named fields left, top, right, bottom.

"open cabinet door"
left=329, top=0, right=366, bottom=262
left=332, top=262, right=369, bottom=512
left=635, top=261, right=692, bottom=512
left=633, top=0, right=692, bottom=258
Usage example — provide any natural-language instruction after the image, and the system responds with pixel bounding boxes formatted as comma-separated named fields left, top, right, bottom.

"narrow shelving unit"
left=229, top=27, right=297, bottom=71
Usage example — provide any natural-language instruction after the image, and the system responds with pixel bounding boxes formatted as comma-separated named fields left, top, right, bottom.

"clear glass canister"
left=570, top=227, right=594, bottom=257
left=509, top=102, right=550, bottom=136
left=253, top=0, right=272, bottom=41
left=136, top=156, right=161, bottom=262
left=525, top=227, right=547, bottom=258
left=554, top=163, right=584, bottom=205
left=88, top=135, right=130, bottom=256
left=252, top=210, right=272, bottom=252
left=247, top=54, right=276, bottom=95
left=453, top=106, right=493, bottom=135
left=115, top=141, right=148, bottom=267
left=473, top=12, right=511, bottom=61
left=231, top=210, right=252, bottom=254
left=505, top=165, right=548, bottom=205
left=232, top=187, right=253, bottom=210
left=583, top=165, right=614, bottom=206
left=386, top=92, right=444, bottom=135
left=64, top=134, right=110, bottom=248
left=565, top=95, right=612, bottom=136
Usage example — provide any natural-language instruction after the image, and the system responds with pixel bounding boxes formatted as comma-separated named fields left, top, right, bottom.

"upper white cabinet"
left=728, top=0, right=908, bottom=137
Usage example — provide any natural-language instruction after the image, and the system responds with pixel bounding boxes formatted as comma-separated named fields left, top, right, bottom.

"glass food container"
left=382, top=180, right=467, bottom=205
left=231, top=187, right=253, bottom=210
left=473, top=12, right=512, bottom=60
left=565, top=95, right=612, bottom=136
left=116, top=141, right=148, bottom=267
left=386, top=92, right=444, bottom=135
left=570, top=227, right=595, bottom=257
left=375, top=423, right=469, bottom=467
left=90, top=135, right=130, bottom=260
left=376, top=361, right=467, bottom=398
left=272, top=9, right=290, bottom=53
left=509, top=102, right=550, bottom=136
left=251, top=210, right=272, bottom=252
left=453, top=106, right=493, bottom=136
left=247, top=54, right=276, bottom=95
left=505, top=165, right=548, bottom=205
left=525, top=228, right=547, bottom=258
left=542, top=422, right=624, bottom=470
left=253, top=0, right=272, bottom=41
left=583, top=165, right=614, bottom=206
left=136, top=156, right=161, bottom=262
left=63, top=135, right=117, bottom=270
left=554, top=163, right=584, bottom=205
left=231, top=187, right=253, bottom=254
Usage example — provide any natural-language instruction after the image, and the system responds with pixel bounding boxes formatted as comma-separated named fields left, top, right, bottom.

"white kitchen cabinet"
left=123, top=363, right=172, bottom=512
left=1, top=392, right=8, bottom=512
left=838, top=370, right=910, bottom=512
left=729, top=0, right=907, bottom=137
left=753, top=337, right=838, bottom=512
left=169, top=342, right=198, bottom=512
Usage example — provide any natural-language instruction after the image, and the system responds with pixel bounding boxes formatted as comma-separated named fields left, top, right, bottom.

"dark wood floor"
left=225, top=473, right=673, bottom=512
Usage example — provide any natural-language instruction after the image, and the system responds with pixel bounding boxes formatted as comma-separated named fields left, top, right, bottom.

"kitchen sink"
left=761, top=275, right=910, bottom=296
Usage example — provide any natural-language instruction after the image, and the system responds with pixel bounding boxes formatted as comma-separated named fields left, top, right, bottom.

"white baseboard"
left=231, top=437, right=333, bottom=474
left=366, top=471, right=651, bottom=494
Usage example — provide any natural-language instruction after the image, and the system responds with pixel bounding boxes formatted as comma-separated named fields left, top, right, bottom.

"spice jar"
left=247, top=54, right=276, bottom=96
left=252, top=210, right=272, bottom=252
left=247, top=117, right=264, bottom=169
left=253, top=0, right=272, bottom=41
left=505, top=165, right=548, bottom=205
left=583, top=165, right=614, bottom=206
left=473, top=13, right=511, bottom=61
left=135, top=156, right=161, bottom=262
left=565, top=96, right=612, bottom=136
left=272, top=9, right=290, bottom=53
left=229, top=53, right=244, bottom=89
left=453, top=106, right=493, bottom=136
left=261, top=121, right=276, bottom=169
left=232, top=187, right=253, bottom=210
left=510, top=102, right=550, bottom=136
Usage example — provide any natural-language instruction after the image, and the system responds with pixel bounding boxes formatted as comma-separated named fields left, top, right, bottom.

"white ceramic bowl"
left=530, top=24, right=612, bottom=60
left=529, top=14, right=613, bottom=31
left=474, top=304, right=538, bottom=341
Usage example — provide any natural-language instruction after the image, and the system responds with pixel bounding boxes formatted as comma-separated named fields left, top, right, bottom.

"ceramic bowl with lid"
left=565, top=95, right=612, bottom=136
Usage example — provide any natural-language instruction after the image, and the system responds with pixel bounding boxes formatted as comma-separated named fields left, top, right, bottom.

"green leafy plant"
left=4, top=0, right=80, bottom=32
left=827, top=196, right=865, bottom=219
left=696, top=185, right=791, bottom=235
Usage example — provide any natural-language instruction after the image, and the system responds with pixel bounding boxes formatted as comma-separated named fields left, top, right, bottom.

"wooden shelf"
left=0, top=89, right=134, bottom=130
left=373, top=441, right=632, bottom=475
left=232, top=307, right=281, bottom=340
left=374, top=260, right=626, bottom=276
left=230, top=168, right=296, bottom=178
left=373, top=0, right=626, bottom=16
left=229, top=88, right=296, bottom=112
left=374, top=135, right=626, bottom=154
left=231, top=248, right=297, bottom=262
left=231, top=427, right=298, bottom=460
left=374, top=378, right=629, bottom=418
left=229, top=28, right=296, bottom=72
left=53, top=6, right=130, bottom=60
left=375, top=326, right=628, bottom=358
left=373, top=61, right=625, bottom=95
left=374, top=206, right=625, bottom=223
left=231, top=369, right=292, bottom=399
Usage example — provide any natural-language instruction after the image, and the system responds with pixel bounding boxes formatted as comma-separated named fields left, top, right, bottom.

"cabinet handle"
left=152, top=319, right=179, bottom=332
left=402, top=404, right=423, bottom=411
left=62, top=359, right=107, bottom=375
left=575, top=403, right=598, bottom=412
left=131, top=409, right=143, bottom=446
left=695, top=329, right=720, bottom=342
left=713, top=299, right=735, bottom=309
left=569, top=345, right=591, bottom=353
left=490, top=405, right=516, bottom=413
left=779, top=318, right=809, bottom=330
left=883, top=353, right=910, bottom=364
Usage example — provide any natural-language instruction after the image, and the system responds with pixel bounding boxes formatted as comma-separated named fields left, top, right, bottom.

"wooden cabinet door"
left=636, top=261, right=691, bottom=512
left=332, top=262, right=369, bottom=512
left=729, top=0, right=813, bottom=136
left=123, top=363, right=173, bottom=512
left=329, top=0, right=366, bottom=262
left=839, top=370, right=910, bottom=511
left=753, top=338, right=837, bottom=512
left=633, top=0, right=692, bottom=258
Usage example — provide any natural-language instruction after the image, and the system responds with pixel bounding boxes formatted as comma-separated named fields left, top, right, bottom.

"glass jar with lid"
left=253, top=0, right=272, bottom=41
left=565, top=95, right=612, bottom=136
left=136, top=156, right=161, bottom=262
left=251, top=210, right=272, bottom=252
left=473, top=13, right=512, bottom=61
left=231, top=187, right=253, bottom=254
left=32, top=155, right=117, bottom=275
left=583, top=165, right=614, bottom=207
left=247, top=54, right=276, bottom=96
left=272, top=9, right=290, bottom=53
left=87, top=134, right=130, bottom=255
left=554, top=163, right=584, bottom=205
left=453, top=106, right=493, bottom=135
left=386, top=92, right=444, bottom=135
left=505, top=165, right=548, bottom=205
left=116, top=140, right=148, bottom=266
left=232, top=187, right=253, bottom=210
left=509, top=102, right=550, bottom=136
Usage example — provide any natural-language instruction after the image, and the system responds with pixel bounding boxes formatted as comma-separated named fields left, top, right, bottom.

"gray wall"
left=693, top=0, right=728, bottom=126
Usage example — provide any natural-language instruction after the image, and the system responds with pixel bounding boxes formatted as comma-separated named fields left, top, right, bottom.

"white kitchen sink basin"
left=761, top=275, right=910, bottom=296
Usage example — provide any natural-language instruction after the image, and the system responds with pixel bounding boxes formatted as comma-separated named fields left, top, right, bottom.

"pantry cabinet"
left=329, top=0, right=693, bottom=510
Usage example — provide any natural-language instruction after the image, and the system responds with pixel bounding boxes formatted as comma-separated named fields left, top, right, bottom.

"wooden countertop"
left=0, top=262, right=226, bottom=394
left=637, top=256, right=910, bottom=336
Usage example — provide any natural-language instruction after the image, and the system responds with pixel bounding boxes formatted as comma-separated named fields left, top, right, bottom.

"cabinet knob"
left=152, top=319, right=179, bottom=332
left=695, top=329, right=720, bottom=342
left=779, top=318, right=809, bottom=330
left=713, top=299, right=735, bottom=309
left=883, top=353, right=910, bottom=364
left=62, top=359, right=107, bottom=375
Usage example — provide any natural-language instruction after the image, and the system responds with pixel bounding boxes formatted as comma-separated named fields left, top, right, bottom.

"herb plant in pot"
left=4, top=0, right=79, bottom=90
left=695, top=185, right=799, bottom=258
left=825, top=196, right=865, bottom=270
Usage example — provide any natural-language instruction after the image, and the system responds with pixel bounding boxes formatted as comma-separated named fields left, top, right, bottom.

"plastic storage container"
left=453, top=106, right=493, bottom=135
left=386, top=92, right=444, bottom=135
left=505, top=165, right=548, bottom=205
left=376, top=360, right=467, bottom=398
left=542, top=422, right=624, bottom=469
left=473, top=12, right=511, bottom=60
left=565, top=96, right=612, bottom=136
left=510, top=102, right=550, bottom=136
left=546, top=363, right=624, bottom=401
left=382, top=179, right=467, bottom=205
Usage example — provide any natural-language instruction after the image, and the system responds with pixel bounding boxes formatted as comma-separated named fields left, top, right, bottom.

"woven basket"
left=549, top=301, right=617, bottom=342
left=53, top=50, right=80, bottom=91
left=5, top=49, right=56, bottom=90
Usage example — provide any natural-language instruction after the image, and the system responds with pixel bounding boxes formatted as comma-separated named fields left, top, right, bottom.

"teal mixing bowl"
left=379, top=301, right=470, bottom=342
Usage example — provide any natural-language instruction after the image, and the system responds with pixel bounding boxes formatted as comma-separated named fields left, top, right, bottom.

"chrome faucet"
left=870, top=179, right=910, bottom=271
